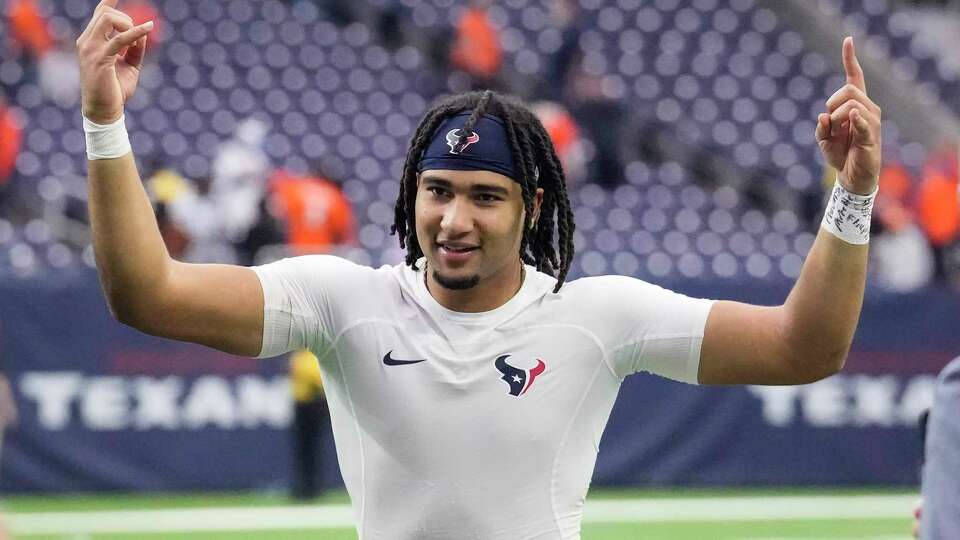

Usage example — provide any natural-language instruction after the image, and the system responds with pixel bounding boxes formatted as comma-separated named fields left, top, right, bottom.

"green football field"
left=4, top=488, right=915, bottom=539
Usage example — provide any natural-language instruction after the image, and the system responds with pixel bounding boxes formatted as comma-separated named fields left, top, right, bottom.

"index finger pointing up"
left=843, top=36, right=867, bottom=94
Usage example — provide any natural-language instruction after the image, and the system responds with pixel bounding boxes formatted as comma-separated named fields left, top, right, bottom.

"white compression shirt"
left=254, top=255, right=714, bottom=540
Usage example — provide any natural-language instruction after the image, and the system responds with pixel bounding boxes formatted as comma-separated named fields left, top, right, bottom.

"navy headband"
left=418, top=112, right=529, bottom=181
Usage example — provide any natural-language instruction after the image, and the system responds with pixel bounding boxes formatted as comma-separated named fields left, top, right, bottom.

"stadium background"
left=2, top=0, right=959, bottom=537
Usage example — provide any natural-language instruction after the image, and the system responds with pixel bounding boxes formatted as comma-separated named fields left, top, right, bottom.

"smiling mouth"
left=437, top=243, right=479, bottom=253
left=436, top=244, right=480, bottom=263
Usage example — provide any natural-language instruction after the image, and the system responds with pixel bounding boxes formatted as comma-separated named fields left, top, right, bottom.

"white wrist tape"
left=83, top=114, right=131, bottom=160
left=820, top=178, right=877, bottom=245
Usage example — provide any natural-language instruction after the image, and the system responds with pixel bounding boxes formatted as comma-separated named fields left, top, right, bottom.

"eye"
left=426, top=186, right=450, bottom=198
left=476, top=193, right=501, bottom=203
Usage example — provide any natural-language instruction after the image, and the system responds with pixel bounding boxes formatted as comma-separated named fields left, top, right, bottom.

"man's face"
left=415, top=169, right=541, bottom=291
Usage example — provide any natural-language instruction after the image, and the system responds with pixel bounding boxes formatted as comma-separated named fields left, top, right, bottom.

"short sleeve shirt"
left=254, top=255, right=714, bottom=540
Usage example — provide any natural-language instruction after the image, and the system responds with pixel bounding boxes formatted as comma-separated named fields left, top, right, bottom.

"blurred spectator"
left=210, top=117, right=271, bottom=251
left=289, top=349, right=328, bottom=501
left=917, top=144, right=959, bottom=279
left=538, top=0, right=582, bottom=101
left=148, top=169, right=194, bottom=260
left=236, top=194, right=286, bottom=267
left=155, top=203, right=190, bottom=260
left=374, top=4, right=404, bottom=50
left=532, top=101, right=585, bottom=186
left=148, top=168, right=235, bottom=263
left=38, top=46, right=81, bottom=107
left=268, top=169, right=357, bottom=256
left=450, top=0, right=502, bottom=88
left=6, top=0, right=53, bottom=60
left=6, top=0, right=79, bottom=109
left=871, top=162, right=935, bottom=291
left=146, top=119, right=278, bottom=265
left=566, top=56, right=627, bottom=188
left=0, top=101, right=21, bottom=193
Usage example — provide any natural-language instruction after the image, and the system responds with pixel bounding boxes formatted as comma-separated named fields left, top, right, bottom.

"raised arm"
left=698, top=37, right=881, bottom=385
left=79, top=1, right=264, bottom=356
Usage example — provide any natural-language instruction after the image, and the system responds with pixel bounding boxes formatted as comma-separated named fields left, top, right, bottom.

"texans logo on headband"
left=419, top=113, right=517, bottom=179
left=445, top=128, right=479, bottom=154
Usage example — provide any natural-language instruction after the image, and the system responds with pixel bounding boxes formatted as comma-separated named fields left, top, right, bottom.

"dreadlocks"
left=390, top=90, right=576, bottom=293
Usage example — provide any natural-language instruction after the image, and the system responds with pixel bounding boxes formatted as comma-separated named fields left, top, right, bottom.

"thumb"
left=849, top=108, right=873, bottom=145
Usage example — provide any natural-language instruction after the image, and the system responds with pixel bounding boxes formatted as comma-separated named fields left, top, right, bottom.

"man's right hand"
left=77, top=0, right=153, bottom=124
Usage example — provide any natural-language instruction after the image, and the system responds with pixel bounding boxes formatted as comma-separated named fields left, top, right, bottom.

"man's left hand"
left=815, top=37, right=882, bottom=195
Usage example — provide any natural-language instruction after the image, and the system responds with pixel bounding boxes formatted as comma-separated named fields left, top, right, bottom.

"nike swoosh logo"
left=383, top=351, right=427, bottom=366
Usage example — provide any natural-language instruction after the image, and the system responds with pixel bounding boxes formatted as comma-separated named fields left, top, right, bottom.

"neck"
left=425, top=259, right=525, bottom=313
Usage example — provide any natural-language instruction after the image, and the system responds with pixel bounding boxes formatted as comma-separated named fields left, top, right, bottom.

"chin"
left=432, top=268, right=481, bottom=290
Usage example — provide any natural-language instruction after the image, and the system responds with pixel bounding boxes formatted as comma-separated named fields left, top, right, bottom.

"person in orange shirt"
left=0, top=102, right=21, bottom=192
left=916, top=143, right=960, bottom=279
left=6, top=0, right=53, bottom=59
left=450, top=0, right=502, bottom=86
left=532, top=101, right=585, bottom=186
left=268, top=170, right=357, bottom=255
left=867, top=161, right=935, bottom=291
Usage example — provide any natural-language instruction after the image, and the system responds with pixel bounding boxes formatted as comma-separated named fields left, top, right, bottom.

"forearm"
left=781, top=226, right=868, bottom=374
left=87, top=152, right=172, bottom=321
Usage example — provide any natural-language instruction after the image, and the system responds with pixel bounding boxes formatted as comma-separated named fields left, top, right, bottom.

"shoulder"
left=253, top=255, right=400, bottom=296
left=546, top=273, right=713, bottom=334
left=556, top=274, right=678, bottom=304
left=254, top=254, right=364, bottom=278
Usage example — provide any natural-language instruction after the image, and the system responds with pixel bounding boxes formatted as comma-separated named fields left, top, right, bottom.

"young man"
left=77, top=2, right=881, bottom=538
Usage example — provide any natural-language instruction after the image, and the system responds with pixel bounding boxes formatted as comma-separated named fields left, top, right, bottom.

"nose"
left=440, top=197, right=474, bottom=235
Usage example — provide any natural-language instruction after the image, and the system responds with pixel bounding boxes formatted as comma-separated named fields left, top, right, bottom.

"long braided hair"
left=390, top=90, right=576, bottom=293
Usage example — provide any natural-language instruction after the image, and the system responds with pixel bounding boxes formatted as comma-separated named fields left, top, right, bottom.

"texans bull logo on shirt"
left=494, top=354, right=546, bottom=397
left=445, top=128, right=479, bottom=154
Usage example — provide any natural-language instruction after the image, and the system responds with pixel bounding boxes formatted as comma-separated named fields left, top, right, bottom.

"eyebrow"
left=421, top=176, right=511, bottom=196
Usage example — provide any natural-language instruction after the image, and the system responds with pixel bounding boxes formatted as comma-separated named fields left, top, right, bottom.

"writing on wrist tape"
left=820, top=178, right=877, bottom=245
left=83, top=114, right=131, bottom=160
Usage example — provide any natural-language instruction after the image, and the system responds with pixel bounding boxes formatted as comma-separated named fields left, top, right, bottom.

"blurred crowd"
left=870, top=144, right=960, bottom=292
left=3, top=0, right=363, bottom=263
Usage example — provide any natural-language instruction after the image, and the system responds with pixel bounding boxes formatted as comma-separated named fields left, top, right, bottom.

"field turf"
left=4, top=488, right=915, bottom=539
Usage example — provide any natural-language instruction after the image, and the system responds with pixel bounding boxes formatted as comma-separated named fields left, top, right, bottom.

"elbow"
left=108, top=298, right=146, bottom=330
left=105, top=293, right=160, bottom=335
left=810, top=351, right=847, bottom=382
left=827, top=347, right=849, bottom=376
left=104, top=289, right=132, bottom=325
left=788, top=344, right=849, bottom=384
left=779, top=309, right=852, bottom=384
left=99, top=270, right=171, bottom=334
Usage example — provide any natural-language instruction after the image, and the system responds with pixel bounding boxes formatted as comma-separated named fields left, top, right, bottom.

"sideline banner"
left=0, top=271, right=339, bottom=492
left=0, top=272, right=955, bottom=491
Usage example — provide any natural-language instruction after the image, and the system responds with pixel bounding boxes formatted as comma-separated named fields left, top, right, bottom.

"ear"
left=530, top=188, right=545, bottom=229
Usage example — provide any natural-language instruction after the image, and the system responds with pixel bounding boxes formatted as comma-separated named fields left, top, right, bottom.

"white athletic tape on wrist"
left=83, top=114, right=131, bottom=160
left=820, top=178, right=877, bottom=245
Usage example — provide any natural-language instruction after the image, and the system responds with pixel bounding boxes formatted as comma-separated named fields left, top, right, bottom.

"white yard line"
left=751, top=537, right=908, bottom=540
left=582, top=495, right=916, bottom=522
left=9, top=494, right=916, bottom=535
